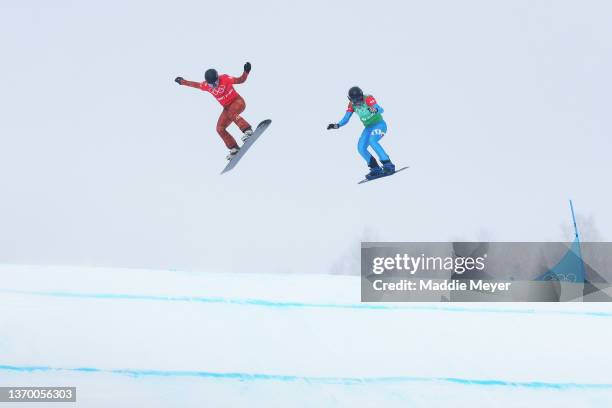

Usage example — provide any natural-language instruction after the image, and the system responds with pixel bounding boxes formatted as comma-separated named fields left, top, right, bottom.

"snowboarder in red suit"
left=175, top=62, right=253, bottom=160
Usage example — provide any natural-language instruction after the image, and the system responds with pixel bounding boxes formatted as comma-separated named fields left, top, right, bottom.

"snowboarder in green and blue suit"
left=328, top=86, right=395, bottom=180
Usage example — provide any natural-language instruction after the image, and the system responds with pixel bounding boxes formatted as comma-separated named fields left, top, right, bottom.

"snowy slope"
left=1, top=265, right=612, bottom=407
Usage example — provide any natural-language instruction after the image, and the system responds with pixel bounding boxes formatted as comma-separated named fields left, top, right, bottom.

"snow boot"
left=381, top=159, right=395, bottom=175
left=226, top=147, right=240, bottom=160
left=366, top=156, right=384, bottom=180
left=366, top=166, right=384, bottom=180
left=241, top=128, right=254, bottom=143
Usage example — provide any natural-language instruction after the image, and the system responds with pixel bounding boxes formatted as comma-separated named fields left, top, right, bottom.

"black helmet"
left=348, top=86, right=364, bottom=103
left=205, top=68, right=219, bottom=85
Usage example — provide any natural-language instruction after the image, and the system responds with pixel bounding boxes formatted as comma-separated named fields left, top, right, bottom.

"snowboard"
left=358, top=166, right=409, bottom=184
left=221, top=119, right=272, bottom=174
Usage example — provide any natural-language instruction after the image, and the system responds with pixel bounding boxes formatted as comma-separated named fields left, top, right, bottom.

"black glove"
left=327, top=123, right=340, bottom=130
left=175, top=76, right=184, bottom=84
left=368, top=106, right=378, bottom=113
left=244, top=62, right=252, bottom=73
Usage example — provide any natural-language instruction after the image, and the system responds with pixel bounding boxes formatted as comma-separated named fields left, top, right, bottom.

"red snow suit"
left=180, top=72, right=252, bottom=149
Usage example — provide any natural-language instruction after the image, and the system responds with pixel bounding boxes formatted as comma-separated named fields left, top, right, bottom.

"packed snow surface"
left=1, top=265, right=611, bottom=407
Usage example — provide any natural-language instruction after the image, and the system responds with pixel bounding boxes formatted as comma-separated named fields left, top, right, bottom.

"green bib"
left=351, top=95, right=383, bottom=127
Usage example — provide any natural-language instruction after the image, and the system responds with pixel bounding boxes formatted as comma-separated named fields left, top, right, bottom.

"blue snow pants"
left=357, top=120, right=390, bottom=164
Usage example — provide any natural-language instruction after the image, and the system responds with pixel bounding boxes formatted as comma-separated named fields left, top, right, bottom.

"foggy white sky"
left=1, top=0, right=610, bottom=274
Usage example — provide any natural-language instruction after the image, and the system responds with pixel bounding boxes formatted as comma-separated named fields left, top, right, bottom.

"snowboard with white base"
left=221, top=119, right=272, bottom=174
left=358, top=166, right=409, bottom=184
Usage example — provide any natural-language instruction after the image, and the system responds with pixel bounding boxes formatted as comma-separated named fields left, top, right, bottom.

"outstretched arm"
left=175, top=77, right=202, bottom=89
left=327, top=110, right=353, bottom=130
left=231, top=62, right=252, bottom=84
left=231, top=71, right=249, bottom=84
left=338, top=111, right=353, bottom=127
